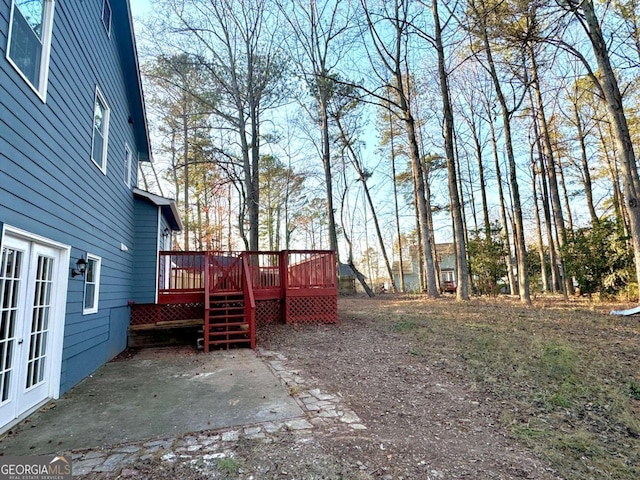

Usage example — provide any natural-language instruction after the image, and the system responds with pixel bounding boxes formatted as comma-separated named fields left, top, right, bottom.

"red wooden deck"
left=130, top=250, right=338, bottom=350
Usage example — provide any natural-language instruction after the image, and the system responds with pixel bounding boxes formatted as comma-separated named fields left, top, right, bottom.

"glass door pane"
left=0, top=247, right=23, bottom=403
left=25, top=255, right=54, bottom=389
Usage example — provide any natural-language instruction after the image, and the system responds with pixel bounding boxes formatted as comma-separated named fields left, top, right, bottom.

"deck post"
left=280, top=250, right=288, bottom=322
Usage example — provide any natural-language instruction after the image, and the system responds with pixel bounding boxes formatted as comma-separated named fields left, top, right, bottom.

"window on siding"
left=124, top=144, right=132, bottom=187
left=83, top=254, right=101, bottom=314
left=91, top=87, right=110, bottom=173
left=6, top=0, right=56, bottom=101
left=102, top=0, right=111, bottom=36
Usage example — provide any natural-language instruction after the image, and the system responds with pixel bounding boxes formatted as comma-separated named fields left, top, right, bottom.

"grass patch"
left=539, top=342, right=577, bottom=382
left=216, top=457, right=240, bottom=475
left=510, top=424, right=548, bottom=441
left=384, top=296, right=640, bottom=480
left=392, top=320, right=419, bottom=332
left=628, top=379, right=640, bottom=401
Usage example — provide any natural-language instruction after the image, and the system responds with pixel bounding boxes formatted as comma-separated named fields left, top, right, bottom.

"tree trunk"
left=528, top=43, right=571, bottom=297
left=320, top=98, right=339, bottom=254
left=413, top=185, right=426, bottom=291
left=423, top=156, right=441, bottom=294
left=580, top=0, right=640, bottom=301
left=557, top=156, right=574, bottom=232
left=572, top=100, right=599, bottom=225
left=531, top=150, right=549, bottom=294
left=182, top=97, right=190, bottom=251
left=361, top=0, right=438, bottom=297
left=433, top=0, right=469, bottom=300
left=471, top=120, right=491, bottom=237
left=483, top=23, right=530, bottom=304
left=528, top=86, right=561, bottom=293
left=390, top=119, right=405, bottom=292
left=407, top=124, right=439, bottom=298
left=488, top=111, right=516, bottom=295
left=334, top=117, right=398, bottom=293
left=349, top=260, right=375, bottom=297
left=463, top=151, right=479, bottom=235
left=537, top=152, right=561, bottom=293
left=249, top=104, right=260, bottom=252
left=598, top=120, right=626, bottom=234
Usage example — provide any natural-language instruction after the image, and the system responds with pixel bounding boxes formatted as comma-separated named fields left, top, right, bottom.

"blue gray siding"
left=132, top=200, right=159, bottom=304
left=0, top=1, right=147, bottom=394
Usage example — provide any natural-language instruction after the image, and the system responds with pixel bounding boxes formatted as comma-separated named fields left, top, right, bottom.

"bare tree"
left=561, top=0, right=640, bottom=300
left=360, top=0, right=440, bottom=297
left=277, top=0, right=357, bottom=255
left=330, top=91, right=399, bottom=293
left=157, top=0, right=288, bottom=251
left=467, top=0, right=531, bottom=304
left=431, top=0, right=470, bottom=300
left=526, top=34, right=573, bottom=296
left=561, top=75, right=599, bottom=225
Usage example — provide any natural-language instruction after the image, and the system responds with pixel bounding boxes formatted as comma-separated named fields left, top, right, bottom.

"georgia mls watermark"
left=0, top=456, right=72, bottom=480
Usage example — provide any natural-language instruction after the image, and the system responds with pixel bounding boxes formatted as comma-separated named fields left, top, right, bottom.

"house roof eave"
left=133, top=187, right=183, bottom=231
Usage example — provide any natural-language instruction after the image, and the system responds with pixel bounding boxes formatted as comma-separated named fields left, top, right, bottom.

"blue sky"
left=130, top=1, right=152, bottom=20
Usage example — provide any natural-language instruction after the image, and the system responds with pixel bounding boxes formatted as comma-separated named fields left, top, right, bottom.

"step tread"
left=206, top=338, right=251, bottom=345
left=205, top=322, right=249, bottom=327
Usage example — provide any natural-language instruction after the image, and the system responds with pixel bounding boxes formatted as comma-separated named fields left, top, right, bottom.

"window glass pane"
left=92, top=128, right=104, bottom=165
left=84, top=284, right=95, bottom=310
left=94, top=99, right=105, bottom=132
left=15, top=0, right=44, bottom=39
left=92, top=96, right=107, bottom=167
left=124, top=147, right=132, bottom=185
left=86, top=259, right=96, bottom=283
left=102, top=0, right=111, bottom=32
left=9, top=3, right=44, bottom=86
left=83, top=258, right=99, bottom=312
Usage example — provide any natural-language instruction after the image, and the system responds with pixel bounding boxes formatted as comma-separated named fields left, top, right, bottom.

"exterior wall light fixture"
left=72, top=256, right=88, bottom=278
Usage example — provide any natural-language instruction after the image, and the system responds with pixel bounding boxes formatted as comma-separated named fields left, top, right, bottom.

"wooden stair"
left=204, top=291, right=251, bottom=350
left=202, top=253, right=256, bottom=351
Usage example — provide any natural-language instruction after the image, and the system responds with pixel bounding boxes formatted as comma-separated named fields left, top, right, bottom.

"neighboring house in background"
left=338, top=263, right=356, bottom=294
left=392, top=243, right=457, bottom=293
left=0, top=0, right=180, bottom=433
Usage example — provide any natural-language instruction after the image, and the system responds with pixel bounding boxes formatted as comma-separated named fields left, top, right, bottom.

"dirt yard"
left=109, top=295, right=638, bottom=479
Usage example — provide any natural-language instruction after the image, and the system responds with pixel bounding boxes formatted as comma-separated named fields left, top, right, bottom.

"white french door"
left=0, top=234, right=66, bottom=429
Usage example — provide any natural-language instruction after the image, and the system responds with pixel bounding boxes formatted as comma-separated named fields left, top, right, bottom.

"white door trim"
left=1, top=225, right=70, bottom=401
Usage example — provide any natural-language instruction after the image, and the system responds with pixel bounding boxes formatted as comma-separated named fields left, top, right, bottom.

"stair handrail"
left=204, top=252, right=210, bottom=310
left=241, top=253, right=256, bottom=349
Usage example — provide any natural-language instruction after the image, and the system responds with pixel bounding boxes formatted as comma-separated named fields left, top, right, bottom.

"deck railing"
left=241, top=255, right=257, bottom=348
left=207, top=252, right=244, bottom=291
left=143, top=250, right=338, bottom=326
left=287, top=250, right=336, bottom=289
left=158, top=250, right=336, bottom=298
left=157, top=252, right=207, bottom=303
left=244, top=251, right=281, bottom=291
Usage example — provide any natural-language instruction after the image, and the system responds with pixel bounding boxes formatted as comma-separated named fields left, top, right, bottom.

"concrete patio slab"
left=0, top=348, right=303, bottom=455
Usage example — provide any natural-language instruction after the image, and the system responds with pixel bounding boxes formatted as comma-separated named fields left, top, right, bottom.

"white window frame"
left=102, top=0, right=111, bottom=37
left=82, top=254, right=101, bottom=315
left=91, top=87, right=110, bottom=174
left=124, top=143, right=132, bottom=187
left=5, top=0, right=56, bottom=103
